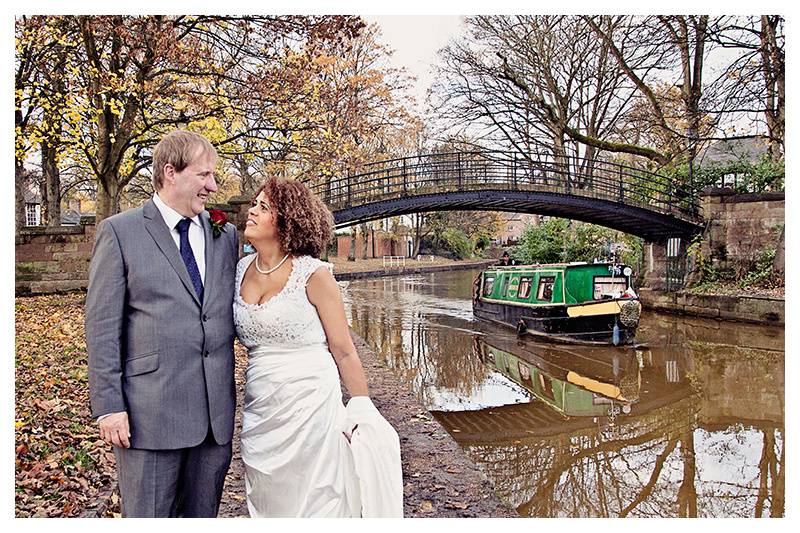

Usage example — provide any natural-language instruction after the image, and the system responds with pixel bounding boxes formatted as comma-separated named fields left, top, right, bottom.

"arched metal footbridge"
left=309, top=151, right=704, bottom=241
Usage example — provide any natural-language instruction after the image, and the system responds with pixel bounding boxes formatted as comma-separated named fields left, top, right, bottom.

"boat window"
left=593, top=276, right=628, bottom=300
left=518, top=361, right=532, bottom=387
left=500, top=275, right=510, bottom=297
left=483, top=276, right=495, bottom=296
left=538, top=373, right=555, bottom=401
left=518, top=276, right=533, bottom=299
left=536, top=276, right=555, bottom=301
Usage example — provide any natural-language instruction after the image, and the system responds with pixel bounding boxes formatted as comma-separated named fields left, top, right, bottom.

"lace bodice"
left=234, top=254, right=334, bottom=349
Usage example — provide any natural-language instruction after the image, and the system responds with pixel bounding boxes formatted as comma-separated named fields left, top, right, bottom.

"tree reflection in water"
left=340, top=271, right=784, bottom=517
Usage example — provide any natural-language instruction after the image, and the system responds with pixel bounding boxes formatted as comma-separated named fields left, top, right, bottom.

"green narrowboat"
left=472, top=262, right=642, bottom=345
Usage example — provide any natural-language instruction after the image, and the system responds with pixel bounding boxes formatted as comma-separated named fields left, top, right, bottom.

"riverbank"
left=346, top=333, right=518, bottom=517
left=327, top=255, right=495, bottom=280
left=217, top=332, right=518, bottom=518
left=639, top=287, right=785, bottom=325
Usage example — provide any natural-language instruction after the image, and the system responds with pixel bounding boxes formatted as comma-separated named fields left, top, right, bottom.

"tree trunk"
left=41, top=140, right=61, bottom=227
left=238, top=155, right=256, bottom=195
left=15, top=163, right=28, bottom=234
left=95, top=177, right=120, bottom=224
left=361, top=223, right=369, bottom=260
left=772, top=225, right=784, bottom=277
left=41, top=33, right=68, bottom=227
left=553, top=136, right=569, bottom=190
left=761, top=16, right=784, bottom=163
left=665, top=15, right=707, bottom=187
left=413, top=214, right=422, bottom=257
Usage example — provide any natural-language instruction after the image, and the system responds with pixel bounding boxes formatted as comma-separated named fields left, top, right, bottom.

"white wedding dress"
left=233, top=254, right=402, bottom=518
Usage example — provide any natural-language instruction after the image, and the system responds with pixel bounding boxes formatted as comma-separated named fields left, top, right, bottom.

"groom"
left=86, top=130, right=238, bottom=517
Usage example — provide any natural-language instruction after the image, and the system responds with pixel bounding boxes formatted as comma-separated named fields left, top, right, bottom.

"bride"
left=234, top=176, right=402, bottom=517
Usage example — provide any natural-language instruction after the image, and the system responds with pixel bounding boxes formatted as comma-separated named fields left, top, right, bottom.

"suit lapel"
left=200, top=210, right=215, bottom=310
left=143, top=200, right=202, bottom=307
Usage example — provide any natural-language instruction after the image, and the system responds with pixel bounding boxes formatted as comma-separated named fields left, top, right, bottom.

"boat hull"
left=473, top=297, right=640, bottom=345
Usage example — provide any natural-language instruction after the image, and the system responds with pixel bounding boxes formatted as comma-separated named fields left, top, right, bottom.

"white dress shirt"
left=152, top=192, right=206, bottom=283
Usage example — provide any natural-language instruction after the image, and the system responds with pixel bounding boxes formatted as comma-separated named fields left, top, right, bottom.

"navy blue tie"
left=176, top=218, right=203, bottom=301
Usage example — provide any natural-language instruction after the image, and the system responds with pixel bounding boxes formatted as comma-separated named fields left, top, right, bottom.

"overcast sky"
left=363, top=16, right=465, bottom=114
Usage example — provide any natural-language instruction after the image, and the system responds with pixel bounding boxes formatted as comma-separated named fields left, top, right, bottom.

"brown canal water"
left=341, top=268, right=785, bottom=518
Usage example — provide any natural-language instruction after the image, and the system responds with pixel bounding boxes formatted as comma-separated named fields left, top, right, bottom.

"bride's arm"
left=307, top=267, right=369, bottom=398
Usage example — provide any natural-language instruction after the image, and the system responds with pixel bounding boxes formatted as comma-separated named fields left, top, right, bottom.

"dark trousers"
left=113, top=428, right=232, bottom=517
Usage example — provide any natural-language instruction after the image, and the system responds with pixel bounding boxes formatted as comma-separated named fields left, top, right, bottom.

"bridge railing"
left=309, top=151, right=700, bottom=222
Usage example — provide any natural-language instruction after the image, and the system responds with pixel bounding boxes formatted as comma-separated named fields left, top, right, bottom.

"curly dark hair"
left=255, top=177, right=334, bottom=258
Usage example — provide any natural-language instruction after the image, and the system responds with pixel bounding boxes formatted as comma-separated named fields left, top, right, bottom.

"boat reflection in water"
left=342, top=270, right=784, bottom=518
left=474, top=337, right=641, bottom=420
left=429, top=334, right=782, bottom=518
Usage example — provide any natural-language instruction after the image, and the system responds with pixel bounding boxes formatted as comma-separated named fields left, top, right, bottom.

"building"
left=696, top=137, right=770, bottom=189
left=499, top=213, right=540, bottom=245
left=20, top=181, right=94, bottom=227
left=22, top=187, right=41, bottom=226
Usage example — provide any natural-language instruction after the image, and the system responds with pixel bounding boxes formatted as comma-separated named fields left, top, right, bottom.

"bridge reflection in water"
left=342, top=270, right=784, bottom=518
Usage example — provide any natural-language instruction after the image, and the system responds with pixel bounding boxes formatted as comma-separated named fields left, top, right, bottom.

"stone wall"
left=699, top=189, right=784, bottom=273
left=16, top=224, right=96, bottom=295
left=210, top=198, right=248, bottom=253
left=642, top=189, right=784, bottom=290
left=15, top=198, right=249, bottom=296
left=638, top=288, right=784, bottom=325
left=641, top=237, right=687, bottom=291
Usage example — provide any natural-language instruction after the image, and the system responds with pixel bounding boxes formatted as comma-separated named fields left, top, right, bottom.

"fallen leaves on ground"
left=15, top=292, right=119, bottom=517
left=417, top=501, right=435, bottom=513
left=15, top=292, right=252, bottom=518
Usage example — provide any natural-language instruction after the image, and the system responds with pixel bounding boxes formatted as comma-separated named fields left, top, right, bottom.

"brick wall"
left=335, top=231, right=401, bottom=259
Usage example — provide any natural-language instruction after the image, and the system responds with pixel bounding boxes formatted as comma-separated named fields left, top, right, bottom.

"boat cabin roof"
left=486, top=262, right=625, bottom=271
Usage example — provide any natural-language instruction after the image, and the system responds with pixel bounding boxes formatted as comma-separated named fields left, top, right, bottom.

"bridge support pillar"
left=642, top=238, right=689, bottom=291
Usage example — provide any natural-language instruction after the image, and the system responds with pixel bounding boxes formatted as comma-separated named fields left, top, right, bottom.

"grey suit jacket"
left=86, top=200, right=238, bottom=450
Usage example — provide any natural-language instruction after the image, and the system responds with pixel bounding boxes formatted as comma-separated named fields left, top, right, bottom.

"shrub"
left=441, top=228, right=474, bottom=259
left=512, top=218, right=643, bottom=268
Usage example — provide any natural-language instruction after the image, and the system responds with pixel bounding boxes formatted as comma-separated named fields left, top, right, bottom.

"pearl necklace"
left=255, top=253, right=289, bottom=275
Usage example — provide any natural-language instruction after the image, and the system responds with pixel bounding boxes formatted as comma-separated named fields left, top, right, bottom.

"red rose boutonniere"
left=208, top=209, right=228, bottom=238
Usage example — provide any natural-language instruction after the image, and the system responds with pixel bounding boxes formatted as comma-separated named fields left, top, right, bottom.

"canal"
left=341, top=268, right=785, bottom=518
